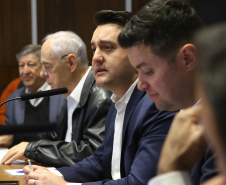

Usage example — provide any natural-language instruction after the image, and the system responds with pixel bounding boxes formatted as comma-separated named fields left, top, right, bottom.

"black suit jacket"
left=25, top=70, right=112, bottom=167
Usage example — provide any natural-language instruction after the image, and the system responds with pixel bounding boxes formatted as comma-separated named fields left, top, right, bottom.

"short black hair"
left=118, top=0, right=204, bottom=58
left=94, top=10, right=134, bottom=27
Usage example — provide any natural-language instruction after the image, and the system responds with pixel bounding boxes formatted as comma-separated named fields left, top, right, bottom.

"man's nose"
left=40, top=69, right=48, bottom=78
left=92, top=49, right=104, bottom=65
left=137, top=78, right=150, bottom=91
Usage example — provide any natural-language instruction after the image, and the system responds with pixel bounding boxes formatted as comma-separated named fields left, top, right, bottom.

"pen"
left=28, top=159, right=33, bottom=171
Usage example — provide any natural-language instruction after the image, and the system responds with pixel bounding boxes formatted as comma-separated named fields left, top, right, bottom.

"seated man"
left=148, top=22, right=226, bottom=185
left=118, top=0, right=218, bottom=184
left=23, top=10, right=176, bottom=185
left=0, top=44, right=65, bottom=147
left=1, top=31, right=112, bottom=167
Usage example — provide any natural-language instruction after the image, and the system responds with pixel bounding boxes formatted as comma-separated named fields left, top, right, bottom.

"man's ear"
left=179, top=44, right=198, bottom=72
left=67, top=54, right=77, bottom=72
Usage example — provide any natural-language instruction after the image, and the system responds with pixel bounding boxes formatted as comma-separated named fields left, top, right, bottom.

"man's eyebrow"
left=136, top=62, right=147, bottom=69
left=91, top=40, right=114, bottom=46
left=41, top=61, right=49, bottom=65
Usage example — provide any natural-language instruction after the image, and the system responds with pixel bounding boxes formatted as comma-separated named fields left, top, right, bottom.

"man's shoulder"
left=8, top=86, right=26, bottom=99
left=90, top=83, right=112, bottom=99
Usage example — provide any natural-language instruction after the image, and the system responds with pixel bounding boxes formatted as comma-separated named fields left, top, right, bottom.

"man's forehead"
left=92, top=24, right=121, bottom=42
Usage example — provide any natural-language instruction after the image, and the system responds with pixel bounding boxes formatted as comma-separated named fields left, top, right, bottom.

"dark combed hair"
left=94, top=10, right=134, bottom=27
left=194, top=23, right=226, bottom=149
left=118, top=0, right=204, bottom=58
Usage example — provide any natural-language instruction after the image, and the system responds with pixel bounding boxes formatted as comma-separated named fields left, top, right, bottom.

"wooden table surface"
left=0, top=163, right=26, bottom=185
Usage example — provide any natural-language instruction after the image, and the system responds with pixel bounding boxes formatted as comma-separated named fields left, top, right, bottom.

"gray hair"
left=16, top=44, right=41, bottom=62
left=43, top=31, right=89, bottom=66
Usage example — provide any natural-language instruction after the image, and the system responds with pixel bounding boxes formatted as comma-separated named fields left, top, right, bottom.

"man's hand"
left=0, top=135, right=14, bottom=147
left=1, top=142, right=29, bottom=164
left=158, top=105, right=207, bottom=174
left=24, top=165, right=68, bottom=185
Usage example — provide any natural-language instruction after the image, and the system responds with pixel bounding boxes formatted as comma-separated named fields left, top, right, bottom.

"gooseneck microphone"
left=20, top=87, right=68, bottom=100
left=0, top=87, right=68, bottom=107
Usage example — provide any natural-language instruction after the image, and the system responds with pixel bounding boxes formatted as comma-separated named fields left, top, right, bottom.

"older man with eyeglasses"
left=1, top=31, right=112, bottom=167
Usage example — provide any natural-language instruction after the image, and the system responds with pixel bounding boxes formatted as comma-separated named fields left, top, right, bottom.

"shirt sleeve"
left=148, top=171, right=192, bottom=185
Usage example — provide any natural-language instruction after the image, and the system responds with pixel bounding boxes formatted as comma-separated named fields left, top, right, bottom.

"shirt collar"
left=25, top=82, right=50, bottom=93
left=111, top=78, right=138, bottom=105
left=67, top=66, right=91, bottom=104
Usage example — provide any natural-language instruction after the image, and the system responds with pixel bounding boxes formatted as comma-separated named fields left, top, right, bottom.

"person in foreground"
left=23, top=10, right=176, bottom=185
left=1, top=31, right=112, bottom=167
left=150, top=22, right=226, bottom=185
left=118, top=0, right=218, bottom=184
left=0, top=44, right=65, bottom=148
left=195, top=22, right=226, bottom=185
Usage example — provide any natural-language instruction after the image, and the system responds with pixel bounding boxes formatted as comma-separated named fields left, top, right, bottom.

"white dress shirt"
left=66, top=79, right=138, bottom=185
left=25, top=82, right=50, bottom=107
left=65, top=66, right=91, bottom=142
left=110, top=79, right=138, bottom=180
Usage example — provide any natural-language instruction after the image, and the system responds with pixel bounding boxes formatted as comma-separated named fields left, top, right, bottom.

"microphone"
left=20, top=87, right=68, bottom=100
left=0, top=87, right=68, bottom=107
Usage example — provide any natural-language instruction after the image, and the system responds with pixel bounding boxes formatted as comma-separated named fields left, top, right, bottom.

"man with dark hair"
left=118, top=0, right=217, bottom=185
left=23, top=10, right=176, bottom=185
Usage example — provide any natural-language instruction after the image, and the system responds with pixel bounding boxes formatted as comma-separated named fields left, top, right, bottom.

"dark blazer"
left=58, top=86, right=177, bottom=185
left=5, top=86, right=65, bottom=125
left=25, top=70, right=112, bottom=167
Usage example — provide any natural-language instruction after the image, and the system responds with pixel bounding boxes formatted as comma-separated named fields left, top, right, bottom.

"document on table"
left=5, top=168, right=62, bottom=177
left=0, top=148, right=27, bottom=164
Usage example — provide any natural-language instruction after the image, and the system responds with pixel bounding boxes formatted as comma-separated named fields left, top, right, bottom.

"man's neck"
left=113, top=75, right=138, bottom=99
left=66, top=66, right=89, bottom=96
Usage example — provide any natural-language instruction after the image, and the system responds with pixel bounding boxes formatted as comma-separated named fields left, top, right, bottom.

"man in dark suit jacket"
left=23, top=10, right=176, bottom=185
left=118, top=1, right=218, bottom=184
left=1, top=31, right=112, bottom=166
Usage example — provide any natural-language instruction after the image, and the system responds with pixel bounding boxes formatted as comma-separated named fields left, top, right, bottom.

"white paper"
left=5, top=167, right=62, bottom=177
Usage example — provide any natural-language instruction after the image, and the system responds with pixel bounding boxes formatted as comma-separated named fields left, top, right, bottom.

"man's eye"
left=144, top=70, right=154, bottom=76
left=103, top=45, right=113, bottom=50
left=91, top=48, right=96, bottom=53
left=19, top=65, right=24, bottom=68
left=28, top=64, right=36, bottom=67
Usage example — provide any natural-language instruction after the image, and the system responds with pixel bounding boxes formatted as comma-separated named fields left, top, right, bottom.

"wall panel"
left=37, top=0, right=125, bottom=63
left=0, top=0, right=31, bottom=87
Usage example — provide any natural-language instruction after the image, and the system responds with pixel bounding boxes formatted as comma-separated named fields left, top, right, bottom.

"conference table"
left=0, top=163, right=26, bottom=184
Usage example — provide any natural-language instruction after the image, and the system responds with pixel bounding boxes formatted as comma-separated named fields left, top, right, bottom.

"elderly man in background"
left=1, top=31, right=112, bottom=167
left=0, top=44, right=65, bottom=148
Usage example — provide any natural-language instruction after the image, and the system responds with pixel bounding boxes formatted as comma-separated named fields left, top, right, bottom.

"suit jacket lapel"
left=77, top=69, right=95, bottom=109
left=122, top=86, right=146, bottom=140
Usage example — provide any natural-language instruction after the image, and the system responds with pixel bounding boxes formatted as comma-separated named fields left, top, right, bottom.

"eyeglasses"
left=41, top=54, right=69, bottom=76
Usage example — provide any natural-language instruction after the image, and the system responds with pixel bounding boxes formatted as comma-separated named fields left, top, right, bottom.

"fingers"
left=1, top=147, right=22, bottom=164
left=1, top=142, right=28, bottom=164
left=27, top=179, right=37, bottom=185
left=23, top=165, right=33, bottom=174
